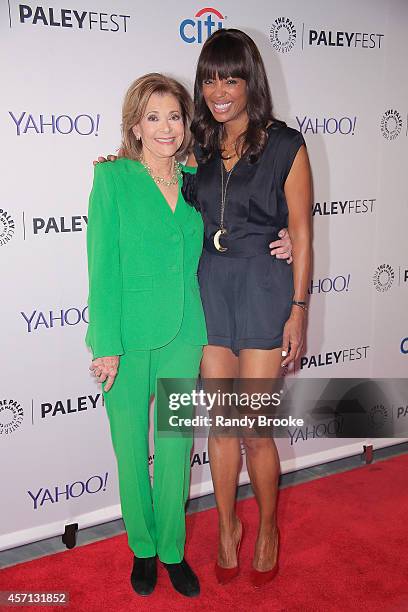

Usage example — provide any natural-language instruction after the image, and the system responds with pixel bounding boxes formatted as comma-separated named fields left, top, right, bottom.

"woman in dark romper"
left=183, top=29, right=312, bottom=586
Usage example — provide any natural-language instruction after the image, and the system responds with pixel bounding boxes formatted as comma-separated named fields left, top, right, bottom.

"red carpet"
left=1, top=454, right=408, bottom=611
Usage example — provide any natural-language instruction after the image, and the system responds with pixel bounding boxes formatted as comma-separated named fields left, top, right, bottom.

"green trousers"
left=104, top=331, right=202, bottom=563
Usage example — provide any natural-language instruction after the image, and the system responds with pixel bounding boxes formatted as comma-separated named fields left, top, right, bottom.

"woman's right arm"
left=86, top=164, right=124, bottom=364
left=281, top=145, right=312, bottom=367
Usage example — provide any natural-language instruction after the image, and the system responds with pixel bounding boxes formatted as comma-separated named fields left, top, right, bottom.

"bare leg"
left=201, top=345, right=242, bottom=568
left=238, top=348, right=282, bottom=571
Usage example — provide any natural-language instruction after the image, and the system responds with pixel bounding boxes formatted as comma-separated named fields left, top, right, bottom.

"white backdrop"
left=1, top=0, right=407, bottom=550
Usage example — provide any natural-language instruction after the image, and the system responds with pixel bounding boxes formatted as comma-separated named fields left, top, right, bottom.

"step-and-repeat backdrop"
left=1, top=0, right=407, bottom=550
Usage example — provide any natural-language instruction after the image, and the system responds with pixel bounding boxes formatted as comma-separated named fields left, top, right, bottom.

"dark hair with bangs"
left=191, top=29, right=281, bottom=163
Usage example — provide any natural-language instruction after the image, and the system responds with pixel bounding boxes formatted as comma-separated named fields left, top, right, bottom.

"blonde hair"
left=121, top=73, right=193, bottom=161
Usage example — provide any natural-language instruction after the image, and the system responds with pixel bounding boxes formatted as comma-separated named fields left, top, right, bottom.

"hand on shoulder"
left=92, top=151, right=122, bottom=166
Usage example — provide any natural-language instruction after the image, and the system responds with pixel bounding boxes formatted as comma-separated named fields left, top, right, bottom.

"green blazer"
left=86, top=158, right=207, bottom=358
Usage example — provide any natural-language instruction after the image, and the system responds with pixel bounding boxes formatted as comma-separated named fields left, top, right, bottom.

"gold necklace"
left=213, top=160, right=238, bottom=252
left=221, top=144, right=240, bottom=160
left=222, top=150, right=238, bottom=160
left=221, top=132, right=242, bottom=159
left=140, top=157, right=182, bottom=187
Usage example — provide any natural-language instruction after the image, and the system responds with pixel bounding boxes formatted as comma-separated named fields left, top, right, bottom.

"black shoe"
left=163, top=558, right=200, bottom=597
left=130, top=555, right=157, bottom=596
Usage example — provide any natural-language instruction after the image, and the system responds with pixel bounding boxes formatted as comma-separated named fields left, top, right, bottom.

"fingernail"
left=281, top=350, right=287, bottom=357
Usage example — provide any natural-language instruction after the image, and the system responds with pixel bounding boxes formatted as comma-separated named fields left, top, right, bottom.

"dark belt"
left=204, top=232, right=279, bottom=258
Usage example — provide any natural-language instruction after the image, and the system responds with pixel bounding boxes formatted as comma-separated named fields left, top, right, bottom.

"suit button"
left=171, top=234, right=181, bottom=243
left=170, top=265, right=180, bottom=273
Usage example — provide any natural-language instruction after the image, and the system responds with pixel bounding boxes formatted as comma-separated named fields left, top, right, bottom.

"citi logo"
left=179, top=7, right=225, bottom=44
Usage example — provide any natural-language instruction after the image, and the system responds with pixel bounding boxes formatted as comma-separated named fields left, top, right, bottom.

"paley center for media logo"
left=269, top=17, right=384, bottom=53
left=0, top=208, right=15, bottom=246
left=9, top=4, right=130, bottom=32
left=0, top=211, right=88, bottom=244
left=0, top=391, right=103, bottom=436
left=0, top=399, right=24, bottom=435
left=373, top=264, right=408, bottom=292
left=179, top=7, right=225, bottom=43
left=380, top=110, right=404, bottom=140
left=269, top=17, right=296, bottom=53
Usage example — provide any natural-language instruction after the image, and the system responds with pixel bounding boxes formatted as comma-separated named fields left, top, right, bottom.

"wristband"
left=292, top=300, right=307, bottom=311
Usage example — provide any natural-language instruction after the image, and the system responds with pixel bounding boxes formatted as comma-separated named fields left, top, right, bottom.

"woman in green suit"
left=86, top=73, right=206, bottom=598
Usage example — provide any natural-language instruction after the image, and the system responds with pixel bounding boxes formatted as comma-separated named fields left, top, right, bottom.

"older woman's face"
left=133, top=92, right=184, bottom=161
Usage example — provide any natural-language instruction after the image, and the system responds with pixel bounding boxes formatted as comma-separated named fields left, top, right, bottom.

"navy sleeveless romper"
left=182, top=124, right=305, bottom=356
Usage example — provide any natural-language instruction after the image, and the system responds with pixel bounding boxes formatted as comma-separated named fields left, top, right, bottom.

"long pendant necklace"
left=140, top=157, right=182, bottom=187
left=213, top=160, right=236, bottom=252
